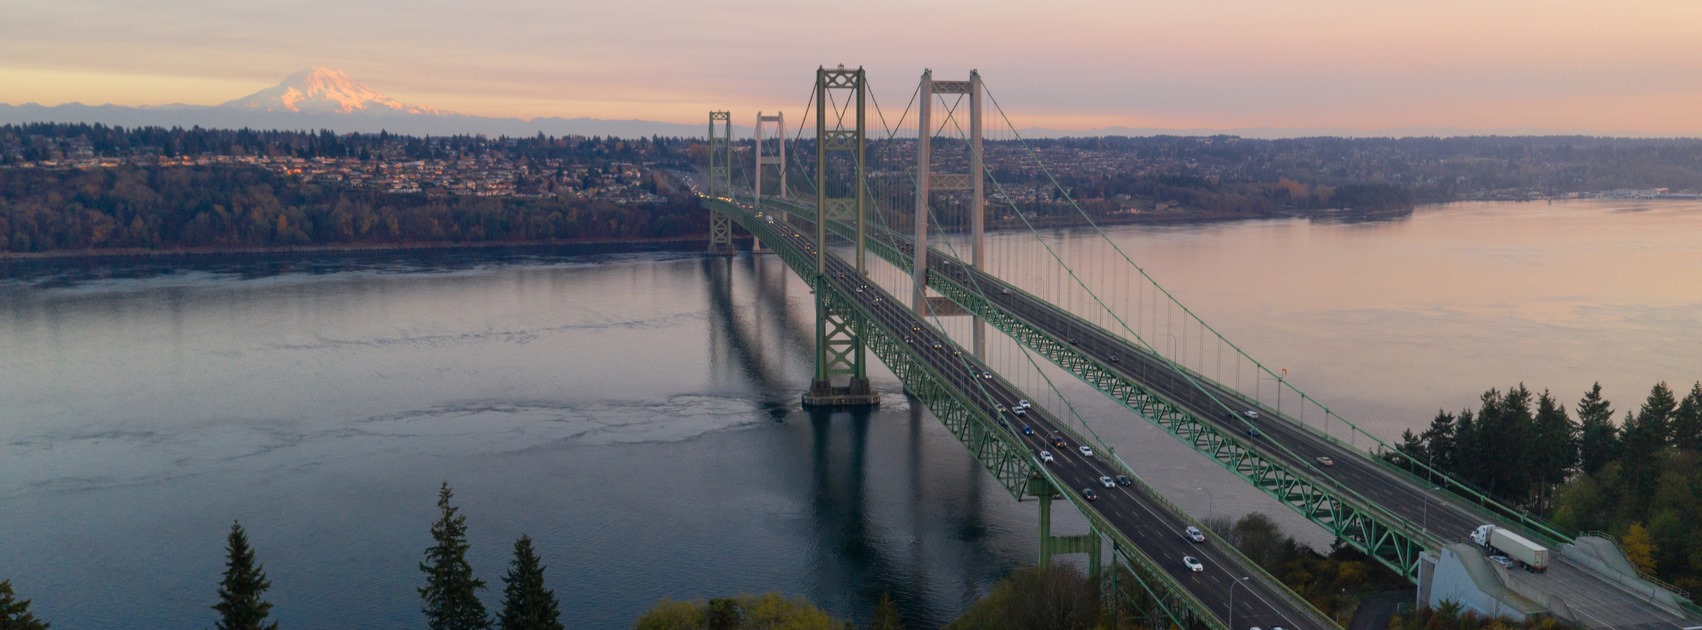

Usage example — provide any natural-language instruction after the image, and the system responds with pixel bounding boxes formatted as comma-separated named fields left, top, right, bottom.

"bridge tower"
left=914, top=70, right=987, bottom=357
left=802, top=65, right=879, bottom=408
left=751, top=111, right=786, bottom=254
left=706, top=111, right=736, bottom=256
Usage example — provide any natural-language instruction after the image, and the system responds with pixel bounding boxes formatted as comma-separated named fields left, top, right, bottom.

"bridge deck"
left=909, top=234, right=1700, bottom=629
left=741, top=195, right=1698, bottom=628
left=831, top=207, right=1701, bottom=629
left=721, top=198, right=1329, bottom=629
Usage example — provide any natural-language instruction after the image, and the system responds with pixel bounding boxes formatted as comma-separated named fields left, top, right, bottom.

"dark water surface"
left=3, top=200, right=1699, bottom=628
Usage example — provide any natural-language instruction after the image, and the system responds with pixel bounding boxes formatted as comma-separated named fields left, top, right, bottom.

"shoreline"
left=0, top=235, right=713, bottom=262
left=0, top=204, right=1423, bottom=262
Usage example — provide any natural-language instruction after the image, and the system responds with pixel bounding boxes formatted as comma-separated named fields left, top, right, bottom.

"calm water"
left=2, top=200, right=1699, bottom=628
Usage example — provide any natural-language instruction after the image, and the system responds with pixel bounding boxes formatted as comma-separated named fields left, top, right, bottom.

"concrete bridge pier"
left=1033, top=476, right=1102, bottom=576
left=802, top=376, right=880, bottom=408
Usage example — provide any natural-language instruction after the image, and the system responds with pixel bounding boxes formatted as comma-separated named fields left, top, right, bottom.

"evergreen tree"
left=1576, top=383, right=1619, bottom=476
left=1672, top=382, right=1702, bottom=453
left=497, top=535, right=562, bottom=630
left=1453, top=409, right=1480, bottom=486
left=0, top=580, right=50, bottom=630
left=1420, top=410, right=1459, bottom=472
left=1622, top=384, right=1679, bottom=511
left=420, top=482, right=490, bottom=630
left=1395, top=428, right=1428, bottom=470
left=1470, top=387, right=1535, bottom=502
left=1529, top=389, right=1580, bottom=509
left=705, top=598, right=741, bottom=630
left=1637, top=381, right=1680, bottom=445
left=869, top=592, right=904, bottom=630
left=212, top=521, right=278, bottom=630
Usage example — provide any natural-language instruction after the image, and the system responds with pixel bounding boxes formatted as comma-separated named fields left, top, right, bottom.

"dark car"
left=1021, top=425, right=1035, bottom=435
left=1080, top=488, right=1098, bottom=501
left=1115, top=475, right=1131, bottom=486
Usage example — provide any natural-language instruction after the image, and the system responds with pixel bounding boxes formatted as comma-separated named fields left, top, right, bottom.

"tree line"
left=2, top=123, right=698, bottom=166
left=1392, top=381, right=1702, bottom=593
left=0, top=483, right=563, bottom=630
left=0, top=166, right=706, bottom=253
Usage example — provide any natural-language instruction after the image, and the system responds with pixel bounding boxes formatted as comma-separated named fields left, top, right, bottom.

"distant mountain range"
left=1, top=67, right=717, bottom=138
left=4, top=68, right=1691, bottom=140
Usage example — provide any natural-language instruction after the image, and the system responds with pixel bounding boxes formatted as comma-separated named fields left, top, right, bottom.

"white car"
left=1243, top=410, right=1260, bottom=420
left=1078, top=445, right=1095, bottom=457
left=1316, top=456, right=1335, bottom=467
left=1098, top=476, right=1115, bottom=488
left=1184, top=526, right=1206, bottom=543
left=1039, top=450, right=1055, bottom=463
left=1017, top=399, right=1031, bottom=409
left=1183, top=556, right=1204, bottom=572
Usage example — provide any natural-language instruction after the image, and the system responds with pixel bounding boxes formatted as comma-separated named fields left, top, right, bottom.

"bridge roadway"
left=857, top=226, right=1700, bottom=629
left=752, top=213, right=1323, bottom=629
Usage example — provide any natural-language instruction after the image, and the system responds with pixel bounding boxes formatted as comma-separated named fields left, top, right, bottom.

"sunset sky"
left=3, top=0, right=1699, bottom=136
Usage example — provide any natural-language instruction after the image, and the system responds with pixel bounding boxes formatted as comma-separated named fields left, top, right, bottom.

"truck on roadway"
left=1471, top=524, right=1549, bottom=572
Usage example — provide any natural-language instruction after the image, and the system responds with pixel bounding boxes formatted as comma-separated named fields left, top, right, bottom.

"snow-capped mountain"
left=0, top=67, right=714, bottom=138
left=220, top=67, right=446, bottom=116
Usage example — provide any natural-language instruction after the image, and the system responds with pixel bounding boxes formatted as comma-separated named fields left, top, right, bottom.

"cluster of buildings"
left=1, top=138, right=670, bottom=205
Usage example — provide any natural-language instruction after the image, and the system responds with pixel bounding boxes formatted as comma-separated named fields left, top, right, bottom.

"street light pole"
left=1229, top=575, right=1250, bottom=628
left=1258, top=374, right=1282, bottom=414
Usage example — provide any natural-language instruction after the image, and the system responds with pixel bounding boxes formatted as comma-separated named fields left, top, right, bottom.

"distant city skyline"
left=3, top=0, right=1700, bottom=137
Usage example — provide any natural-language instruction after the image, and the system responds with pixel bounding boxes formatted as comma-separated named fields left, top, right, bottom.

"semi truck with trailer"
left=1471, top=524, right=1550, bottom=572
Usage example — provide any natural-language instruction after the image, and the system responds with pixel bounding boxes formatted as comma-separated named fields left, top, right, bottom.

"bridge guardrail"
left=710, top=196, right=1230, bottom=629
left=1573, top=530, right=1696, bottom=612
left=1102, top=450, right=1344, bottom=629
left=766, top=197, right=1444, bottom=555
left=813, top=201, right=1540, bottom=551
left=783, top=190, right=1586, bottom=555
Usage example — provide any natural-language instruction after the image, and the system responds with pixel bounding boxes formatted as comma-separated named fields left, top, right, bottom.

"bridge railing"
left=782, top=192, right=1582, bottom=553
left=1101, top=451, right=1343, bottom=629
left=1575, top=530, right=1696, bottom=609
left=711, top=196, right=1233, bottom=628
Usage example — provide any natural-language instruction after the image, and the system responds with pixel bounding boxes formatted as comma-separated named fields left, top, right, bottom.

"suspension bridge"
left=696, top=65, right=1702, bottom=630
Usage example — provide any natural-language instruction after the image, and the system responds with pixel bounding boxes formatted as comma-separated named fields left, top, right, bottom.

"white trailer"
left=1471, top=524, right=1549, bottom=572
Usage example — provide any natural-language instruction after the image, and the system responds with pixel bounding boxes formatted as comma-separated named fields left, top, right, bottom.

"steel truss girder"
left=904, top=258, right=1423, bottom=578
left=774, top=198, right=1428, bottom=581
left=1109, top=545, right=1210, bottom=630
left=706, top=197, right=1260, bottom=630
left=924, top=259, right=1427, bottom=579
